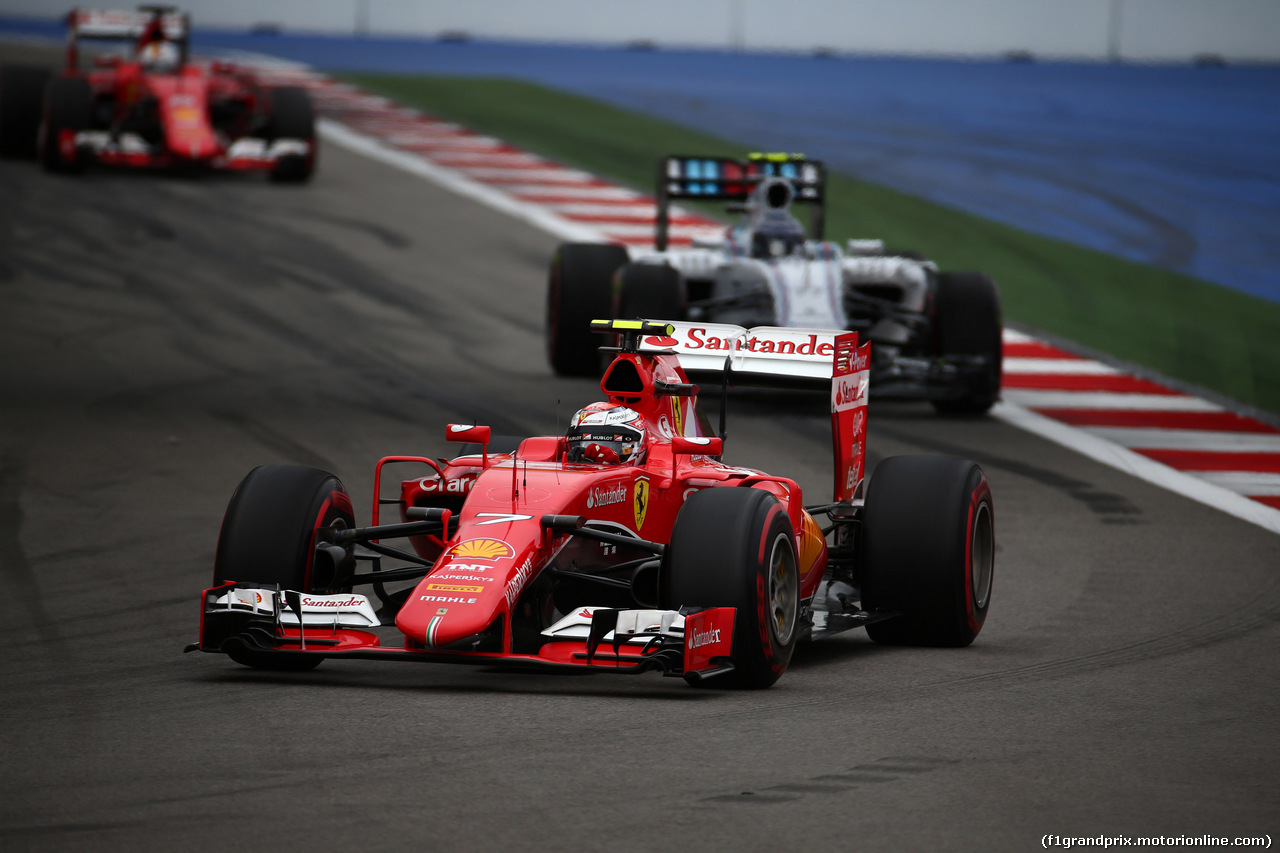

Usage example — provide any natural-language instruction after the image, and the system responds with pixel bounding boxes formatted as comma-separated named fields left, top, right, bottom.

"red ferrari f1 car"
left=188, top=320, right=994, bottom=688
left=0, top=7, right=315, bottom=180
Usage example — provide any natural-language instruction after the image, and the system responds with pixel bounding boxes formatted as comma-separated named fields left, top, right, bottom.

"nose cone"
left=164, top=122, right=221, bottom=161
left=396, top=588, right=495, bottom=649
left=157, top=80, right=221, bottom=162
left=395, top=536, right=527, bottom=648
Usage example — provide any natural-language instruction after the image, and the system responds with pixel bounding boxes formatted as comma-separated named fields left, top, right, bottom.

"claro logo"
left=689, top=626, right=723, bottom=649
left=420, top=476, right=476, bottom=494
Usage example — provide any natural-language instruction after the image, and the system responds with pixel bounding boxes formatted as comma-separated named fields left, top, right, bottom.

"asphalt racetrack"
left=2, top=48, right=1279, bottom=851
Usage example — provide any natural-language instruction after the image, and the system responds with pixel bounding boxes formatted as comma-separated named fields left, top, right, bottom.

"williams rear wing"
left=634, top=320, right=869, bottom=501
left=655, top=153, right=826, bottom=250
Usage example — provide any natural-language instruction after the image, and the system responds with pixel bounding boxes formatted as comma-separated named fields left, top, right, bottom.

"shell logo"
left=449, top=539, right=515, bottom=561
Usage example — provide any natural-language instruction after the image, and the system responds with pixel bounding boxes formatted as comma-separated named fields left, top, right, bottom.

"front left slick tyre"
left=213, top=465, right=356, bottom=670
left=664, top=487, right=800, bottom=688
left=39, top=76, right=92, bottom=173
left=0, top=65, right=52, bottom=158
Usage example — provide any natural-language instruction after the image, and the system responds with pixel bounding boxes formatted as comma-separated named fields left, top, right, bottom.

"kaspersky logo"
left=445, top=539, right=514, bottom=561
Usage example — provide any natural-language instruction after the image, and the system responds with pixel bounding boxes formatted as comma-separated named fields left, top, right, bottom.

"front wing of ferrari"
left=72, top=131, right=312, bottom=171
left=187, top=582, right=737, bottom=683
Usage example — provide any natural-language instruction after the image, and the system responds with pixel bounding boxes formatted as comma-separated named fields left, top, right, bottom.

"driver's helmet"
left=747, top=179, right=806, bottom=258
left=138, top=39, right=179, bottom=72
left=751, top=215, right=806, bottom=258
left=566, top=403, right=646, bottom=465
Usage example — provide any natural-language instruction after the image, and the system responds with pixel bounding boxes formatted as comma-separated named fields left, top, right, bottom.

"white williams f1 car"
left=545, top=153, right=1003, bottom=414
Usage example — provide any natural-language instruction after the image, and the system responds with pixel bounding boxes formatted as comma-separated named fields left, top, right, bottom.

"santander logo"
left=301, top=596, right=363, bottom=608
left=689, top=625, right=723, bottom=649
left=833, top=375, right=869, bottom=412
left=646, top=328, right=835, bottom=357
left=586, top=482, right=628, bottom=509
left=834, top=376, right=867, bottom=405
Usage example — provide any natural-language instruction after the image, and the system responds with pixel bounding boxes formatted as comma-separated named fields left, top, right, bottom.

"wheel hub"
left=767, top=533, right=799, bottom=645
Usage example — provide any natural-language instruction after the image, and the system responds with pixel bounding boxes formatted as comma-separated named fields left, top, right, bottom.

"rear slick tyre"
left=664, top=488, right=799, bottom=689
left=214, top=465, right=356, bottom=670
left=614, top=262, right=685, bottom=323
left=931, top=270, right=1002, bottom=415
left=545, top=242, right=629, bottom=376
left=861, top=455, right=993, bottom=647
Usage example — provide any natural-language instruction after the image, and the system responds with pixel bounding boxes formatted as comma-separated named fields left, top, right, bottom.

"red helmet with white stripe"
left=566, top=403, right=646, bottom=465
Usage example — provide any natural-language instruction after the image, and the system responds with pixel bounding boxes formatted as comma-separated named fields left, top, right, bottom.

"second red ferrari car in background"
left=0, top=6, right=316, bottom=180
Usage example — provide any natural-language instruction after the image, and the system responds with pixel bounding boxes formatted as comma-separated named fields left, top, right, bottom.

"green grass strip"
left=344, top=73, right=1280, bottom=417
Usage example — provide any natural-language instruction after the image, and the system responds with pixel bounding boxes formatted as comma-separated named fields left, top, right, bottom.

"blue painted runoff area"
left=6, top=18, right=1279, bottom=303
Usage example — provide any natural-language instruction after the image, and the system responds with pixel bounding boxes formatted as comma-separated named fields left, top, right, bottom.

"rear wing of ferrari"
left=66, top=7, right=190, bottom=68
left=630, top=319, right=869, bottom=502
left=636, top=321, right=840, bottom=382
left=655, top=153, right=827, bottom=250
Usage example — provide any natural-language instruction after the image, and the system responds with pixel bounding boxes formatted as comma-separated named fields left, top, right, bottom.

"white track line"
left=429, top=152, right=547, bottom=167
left=1001, top=390, right=1223, bottom=411
left=991, top=404, right=1280, bottom=535
left=595, top=222, right=725, bottom=238
left=506, top=185, right=647, bottom=200
left=387, top=134, right=505, bottom=148
left=458, top=166, right=601, bottom=182
left=1195, top=472, right=1280, bottom=496
left=1084, top=427, right=1280, bottom=453
left=319, top=119, right=601, bottom=244
left=1002, top=358, right=1120, bottom=375
left=1002, top=328, right=1039, bottom=344
left=547, top=202, right=661, bottom=217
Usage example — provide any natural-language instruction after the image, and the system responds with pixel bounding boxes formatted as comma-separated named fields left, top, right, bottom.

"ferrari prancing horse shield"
left=634, top=477, right=650, bottom=530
